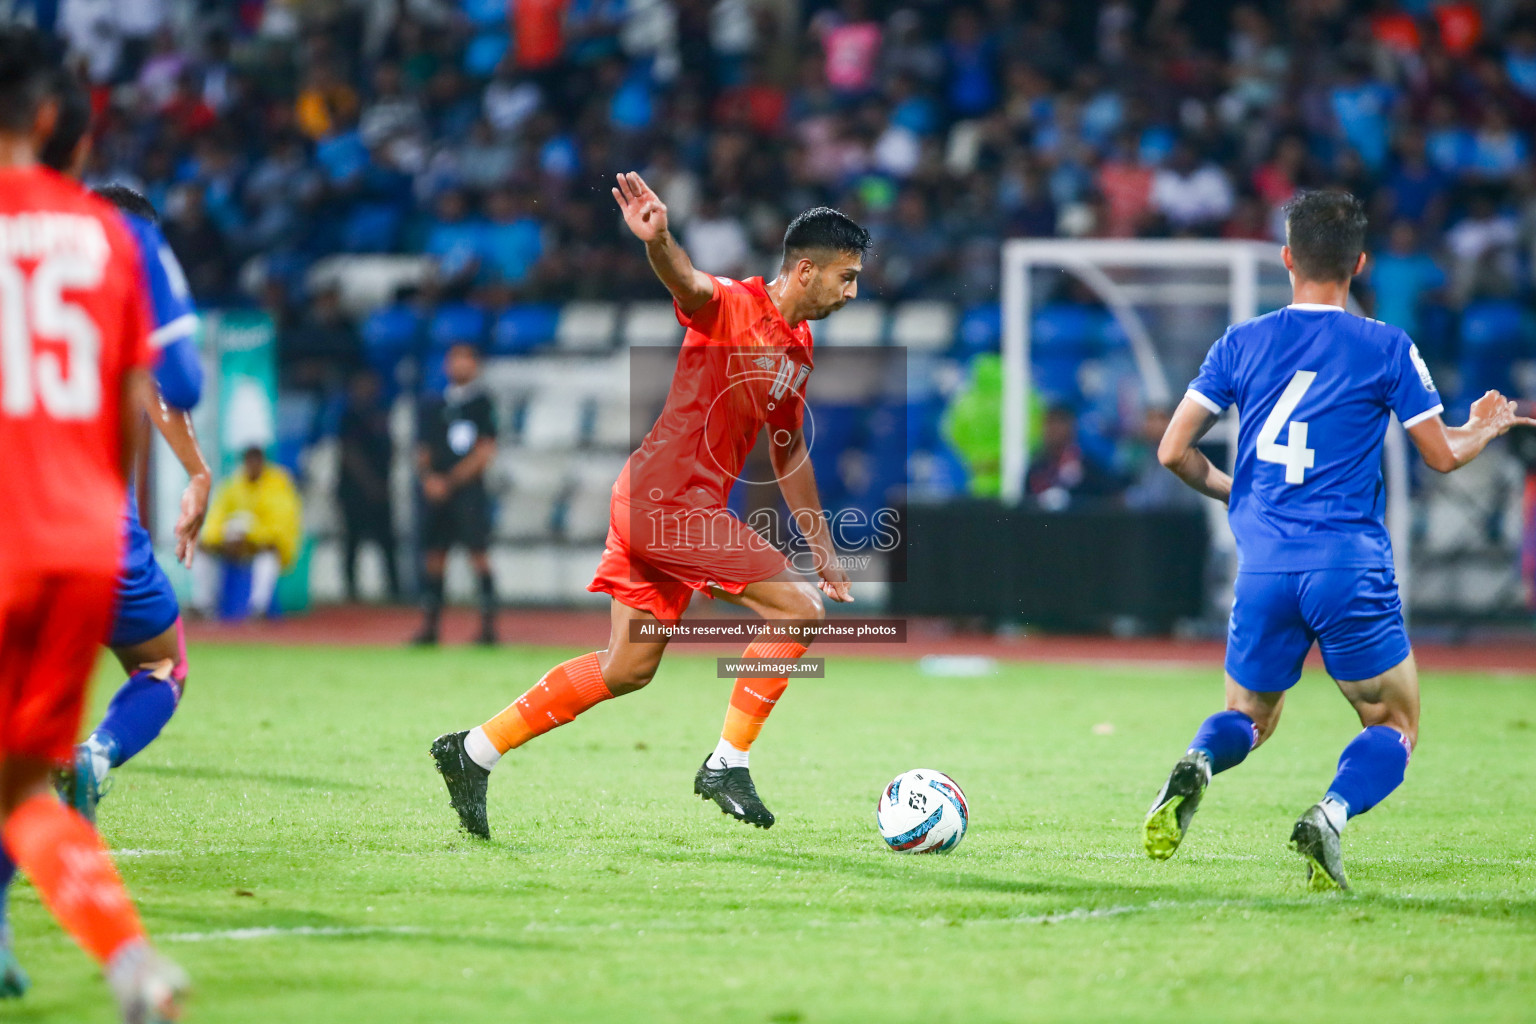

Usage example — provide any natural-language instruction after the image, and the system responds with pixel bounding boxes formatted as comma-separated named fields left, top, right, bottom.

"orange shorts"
left=588, top=497, right=792, bottom=620
left=0, top=567, right=116, bottom=762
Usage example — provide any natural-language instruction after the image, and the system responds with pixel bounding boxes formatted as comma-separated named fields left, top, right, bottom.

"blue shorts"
left=1226, top=568, right=1411, bottom=693
left=110, top=555, right=180, bottom=649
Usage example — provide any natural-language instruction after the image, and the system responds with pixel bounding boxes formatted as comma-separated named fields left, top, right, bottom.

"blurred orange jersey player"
left=0, top=30, right=188, bottom=1022
left=432, top=173, right=869, bottom=836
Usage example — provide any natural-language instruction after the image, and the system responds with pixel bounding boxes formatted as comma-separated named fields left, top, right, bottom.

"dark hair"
left=781, top=207, right=871, bottom=266
left=0, top=26, right=64, bottom=134
left=39, top=68, right=90, bottom=173
left=1283, top=190, right=1367, bottom=282
left=95, top=184, right=159, bottom=223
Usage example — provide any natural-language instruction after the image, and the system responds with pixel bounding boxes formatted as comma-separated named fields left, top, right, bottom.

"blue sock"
left=1189, top=710, right=1258, bottom=774
left=1325, top=725, right=1411, bottom=818
left=95, top=669, right=182, bottom=767
left=0, top=849, right=13, bottom=928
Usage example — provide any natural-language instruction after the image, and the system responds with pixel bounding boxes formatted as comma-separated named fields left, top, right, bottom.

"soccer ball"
left=876, top=769, right=969, bottom=853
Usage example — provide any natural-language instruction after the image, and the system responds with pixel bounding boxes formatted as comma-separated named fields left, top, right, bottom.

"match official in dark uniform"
left=414, top=342, right=499, bottom=645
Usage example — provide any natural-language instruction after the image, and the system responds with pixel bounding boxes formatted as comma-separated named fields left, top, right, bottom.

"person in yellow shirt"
left=195, top=447, right=302, bottom=618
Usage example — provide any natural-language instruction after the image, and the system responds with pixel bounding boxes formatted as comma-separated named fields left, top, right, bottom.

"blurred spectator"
left=338, top=371, right=400, bottom=602
left=424, top=188, right=486, bottom=291
left=1377, top=130, right=1448, bottom=230
left=819, top=0, right=881, bottom=99
left=1097, top=130, right=1154, bottom=238
left=942, top=354, right=1007, bottom=498
left=1123, top=406, right=1203, bottom=510
left=481, top=187, right=544, bottom=285
left=195, top=447, right=303, bottom=620
left=448, top=118, right=518, bottom=192
left=360, top=62, right=427, bottom=155
left=1150, top=141, right=1234, bottom=235
left=296, top=63, right=361, bottom=141
left=872, top=189, right=948, bottom=299
left=1329, top=63, right=1395, bottom=172
left=513, top=0, right=568, bottom=75
left=414, top=344, right=499, bottom=646
left=1026, top=406, right=1122, bottom=510
left=162, top=183, right=233, bottom=301
left=281, top=285, right=362, bottom=393
left=244, top=133, right=323, bottom=252
left=685, top=195, right=752, bottom=279
left=943, top=7, right=999, bottom=118
left=1367, top=222, right=1446, bottom=342
left=1445, top=192, right=1520, bottom=305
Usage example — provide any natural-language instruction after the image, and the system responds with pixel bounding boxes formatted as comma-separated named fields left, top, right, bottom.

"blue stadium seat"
left=956, top=304, right=1001, bottom=358
left=1030, top=303, right=1108, bottom=409
left=490, top=304, right=560, bottom=355
left=1032, top=303, right=1105, bottom=357
left=1032, top=354, right=1085, bottom=408
left=342, top=202, right=403, bottom=253
left=362, top=304, right=421, bottom=378
left=429, top=302, right=489, bottom=350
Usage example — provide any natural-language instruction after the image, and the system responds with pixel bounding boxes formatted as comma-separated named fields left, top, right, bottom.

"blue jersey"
left=119, top=212, right=202, bottom=578
left=121, top=212, right=202, bottom=410
left=1189, top=304, right=1443, bottom=573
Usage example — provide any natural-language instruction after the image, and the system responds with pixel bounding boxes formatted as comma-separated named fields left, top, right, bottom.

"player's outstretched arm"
left=1408, top=390, right=1536, bottom=473
left=144, top=389, right=212, bottom=567
left=612, top=171, right=715, bottom=315
left=771, top=427, right=852, bottom=603
left=120, top=367, right=153, bottom=483
left=1158, top=397, right=1233, bottom=504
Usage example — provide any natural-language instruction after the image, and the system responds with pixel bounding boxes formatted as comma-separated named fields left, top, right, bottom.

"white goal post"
left=999, top=238, right=1413, bottom=607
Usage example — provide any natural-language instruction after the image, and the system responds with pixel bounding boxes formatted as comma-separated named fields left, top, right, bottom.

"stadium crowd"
left=34, top=0, right=1536, bottom=518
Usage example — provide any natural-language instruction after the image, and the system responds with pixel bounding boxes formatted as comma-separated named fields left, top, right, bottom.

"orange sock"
left=481, top=651, right=613, bottom=754
left=721, top=641, right=809, bottom=751
left=2, top=794, right=145, bottom=964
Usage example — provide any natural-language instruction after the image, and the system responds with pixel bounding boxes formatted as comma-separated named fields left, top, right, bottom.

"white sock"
left=1320, top=794, right=1349, bottom=834
left=708, top=737, right=749, bottom=770
left=85, top=735, right=113, bottom=782
left=463, top=727, right=502, bottom=771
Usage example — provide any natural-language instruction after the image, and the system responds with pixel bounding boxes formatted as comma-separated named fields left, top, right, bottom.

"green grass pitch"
left=8, top=642, right=1536, bottom=1023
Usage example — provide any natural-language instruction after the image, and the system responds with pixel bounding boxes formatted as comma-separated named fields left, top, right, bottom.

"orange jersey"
left=617, top=276, right=813, bottom=511
left=0, top=166, right=152, bottom=578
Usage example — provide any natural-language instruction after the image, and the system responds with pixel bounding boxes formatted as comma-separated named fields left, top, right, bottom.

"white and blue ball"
left=876, top=769, right=969, bottom=853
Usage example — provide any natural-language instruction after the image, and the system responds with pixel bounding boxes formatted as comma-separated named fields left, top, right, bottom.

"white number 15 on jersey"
left=1257, top=370, right=1317, bottom=484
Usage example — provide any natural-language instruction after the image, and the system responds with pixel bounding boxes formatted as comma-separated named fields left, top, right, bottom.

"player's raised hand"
left=1469, top=390, right=1536, bottom=434
left=818, top=561, right=854, bottom=604
left=174, top=472, right=211, bottom=567
left=612, top=172, right=669, bottom=242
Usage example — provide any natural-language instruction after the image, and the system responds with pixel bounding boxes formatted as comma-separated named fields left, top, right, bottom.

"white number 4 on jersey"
left=1257, top=370, right=1317, bottom=484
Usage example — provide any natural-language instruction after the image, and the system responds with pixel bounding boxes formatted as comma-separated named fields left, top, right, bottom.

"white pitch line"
left=164, top=925, right=426, bottom=943
left=113, top=849, right=178, bottom=858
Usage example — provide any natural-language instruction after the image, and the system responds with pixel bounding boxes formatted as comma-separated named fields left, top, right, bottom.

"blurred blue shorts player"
left=59, top=184, right=211, bottom=822
left=1141, top=190, right=1535, bottom=890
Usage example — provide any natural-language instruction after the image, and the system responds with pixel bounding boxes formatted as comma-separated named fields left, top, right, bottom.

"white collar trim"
left=1287, top=302, right=1345, bottom=312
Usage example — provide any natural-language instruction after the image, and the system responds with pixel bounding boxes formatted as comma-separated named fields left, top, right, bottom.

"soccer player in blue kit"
left=1143, top=191, right=1535, bottom=891
left=0, top=78, right=209, bottom=1000
left=63, top=183, right=210, bottom=819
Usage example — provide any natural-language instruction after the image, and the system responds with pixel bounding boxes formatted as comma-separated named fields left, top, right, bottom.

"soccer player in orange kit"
left=432, top=172, right=868, bottom=836
left=0, top=27, right=188, bottom=1022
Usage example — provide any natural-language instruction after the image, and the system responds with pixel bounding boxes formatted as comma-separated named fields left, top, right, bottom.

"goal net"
left=998, top=239, right=1413, bottom=619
